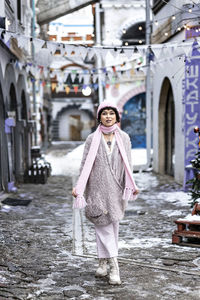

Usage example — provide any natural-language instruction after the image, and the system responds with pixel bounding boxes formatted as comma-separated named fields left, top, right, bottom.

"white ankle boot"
left=108, top=257, right=121, bottom=285
left=95, top=258, right=108, bottom=277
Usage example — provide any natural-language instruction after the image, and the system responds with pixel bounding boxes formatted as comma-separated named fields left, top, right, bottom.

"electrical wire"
left=161, top=0, right=200, bottom=17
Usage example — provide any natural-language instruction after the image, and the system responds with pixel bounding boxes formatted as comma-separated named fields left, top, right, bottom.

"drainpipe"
left=31, top=0, right=37, bottom=145
left=95, top=3, right=103, bottom=104
left=145, top=0, right=152, bottom=169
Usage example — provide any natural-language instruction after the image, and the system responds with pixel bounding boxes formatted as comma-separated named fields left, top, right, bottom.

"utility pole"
left=31, top=0, right=37, bottom=145
left=145, top=0, right=151, bottom=168
left=95, top=3, right=104, bottom=104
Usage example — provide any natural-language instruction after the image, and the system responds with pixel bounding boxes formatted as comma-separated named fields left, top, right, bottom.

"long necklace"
left=107, top=140, right=112, bottom=147
left=104, top=133, right=113, bottom=148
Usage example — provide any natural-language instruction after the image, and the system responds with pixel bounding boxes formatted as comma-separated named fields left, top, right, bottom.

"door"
left=165, top=86, right=175, bottom=176
left=69, top=115, right=81, bottom=141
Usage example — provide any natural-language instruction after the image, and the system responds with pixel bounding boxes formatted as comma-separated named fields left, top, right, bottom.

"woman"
left=72, top=100, right=139, bottom=285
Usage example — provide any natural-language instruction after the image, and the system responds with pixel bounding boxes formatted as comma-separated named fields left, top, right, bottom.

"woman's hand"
left=72, top=187, right=77, bottom=198
left=133, top=189, right=139, bottom=195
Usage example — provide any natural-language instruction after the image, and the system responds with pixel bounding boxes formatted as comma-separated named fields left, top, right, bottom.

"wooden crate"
left=172, top=219, right=200, bottom=247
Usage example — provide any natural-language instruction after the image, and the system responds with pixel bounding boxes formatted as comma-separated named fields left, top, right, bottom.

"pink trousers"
left=94, top=222, right=119, bottom=258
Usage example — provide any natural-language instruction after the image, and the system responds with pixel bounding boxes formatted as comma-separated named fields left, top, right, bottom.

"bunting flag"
left=110, top=48, right=119, bottom=58
left=107, top=72, right=113, bottom=81
left=17, top=35, right=29, bottom=52
left=47, top=41, right=57, bottom=54
left=92, top=73, right=98, bottom=83
left=73, top=85, right=78, bottom=94
left=51, top=82, right=57, bottom=91
left=124, top=49, right=133, bottom=59
left=65, top=86, right=70, bottom=94
left=87, top=48, right=95, bottom=60
left=4, top=31, right=12, bottom=44
left=182, top=44, right=192, bottom=57
left=70, top=71, right=77, bottom=83
left=150, top=62, right=157, bottom=74
left=0, top=27, right=198, bottom=66
left=1, top=27, right=200, bottom=91
left=152, top=47, right=162, bottom=59
left=79, top=46, right=88, bottom=60
left=43, top=68, right=48, bottom=78
left=32, top=38, right=45, bottom=53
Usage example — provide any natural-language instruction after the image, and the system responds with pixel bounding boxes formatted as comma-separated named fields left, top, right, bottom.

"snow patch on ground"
left=160, top=209, right=185, bottom=217
left=45, top=144, right=84, bottom=176
left=177, top=214, right=200, bottom=221
left=118, top=237, right=171, bottom=249
left=159, top=191, right=191, bottom=207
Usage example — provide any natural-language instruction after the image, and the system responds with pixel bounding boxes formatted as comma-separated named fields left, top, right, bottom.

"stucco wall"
left=152, top=57, right=185, bottom=184
left=59, top=108, right=91, bottom=140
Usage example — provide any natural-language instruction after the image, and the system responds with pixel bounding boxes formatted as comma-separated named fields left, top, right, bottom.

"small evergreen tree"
left=187, top=127, right=200, bottom=207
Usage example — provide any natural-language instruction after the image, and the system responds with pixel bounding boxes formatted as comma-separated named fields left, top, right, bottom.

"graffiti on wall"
left=121, top=93, right=146, bottom=148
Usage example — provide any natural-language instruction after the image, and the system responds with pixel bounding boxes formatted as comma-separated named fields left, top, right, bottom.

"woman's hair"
left=97, top=106, right=120, bottom=123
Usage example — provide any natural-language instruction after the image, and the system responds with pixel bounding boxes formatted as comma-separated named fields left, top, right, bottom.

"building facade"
left=0, top=0, right=34, bottom=192
left=46, top=5, right=96, bottom=141
left=0, top=0, right=52, bottom=192
left=101, top=0, right=147, bottom=150
left=151, top=0, right=200, bottom=184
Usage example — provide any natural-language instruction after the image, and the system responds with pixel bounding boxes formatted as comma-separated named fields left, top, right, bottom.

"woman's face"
left=100, top=109, right=117, bottom=127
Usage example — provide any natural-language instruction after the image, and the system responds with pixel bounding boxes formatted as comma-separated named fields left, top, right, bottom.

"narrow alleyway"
left=0, top=144, right=200, bottom=300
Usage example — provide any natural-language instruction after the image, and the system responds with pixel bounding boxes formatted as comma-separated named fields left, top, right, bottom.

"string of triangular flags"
left=0, top=27, right=198, bottom=91
left=0, top=27, right=196, bottom=63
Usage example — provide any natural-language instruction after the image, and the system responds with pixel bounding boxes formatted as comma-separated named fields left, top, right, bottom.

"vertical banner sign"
left=184, top=41, right=200, bottom=172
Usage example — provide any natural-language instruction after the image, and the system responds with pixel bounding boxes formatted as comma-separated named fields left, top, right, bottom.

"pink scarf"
left=73, top=124, right=137, bottom=208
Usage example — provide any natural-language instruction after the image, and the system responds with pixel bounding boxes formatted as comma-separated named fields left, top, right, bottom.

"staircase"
left=52, top=120, right=59, bottom=141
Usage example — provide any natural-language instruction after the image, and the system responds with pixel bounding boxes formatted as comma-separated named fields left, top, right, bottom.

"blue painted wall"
left=121, top=92, right=146, bottom=148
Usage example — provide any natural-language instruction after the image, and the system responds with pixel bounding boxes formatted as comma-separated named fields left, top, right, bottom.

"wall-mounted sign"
left=184, top=41, right=200, bottom=169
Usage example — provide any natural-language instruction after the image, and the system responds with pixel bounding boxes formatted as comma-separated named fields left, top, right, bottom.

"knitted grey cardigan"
left=79, top=129, right=133, bottom=226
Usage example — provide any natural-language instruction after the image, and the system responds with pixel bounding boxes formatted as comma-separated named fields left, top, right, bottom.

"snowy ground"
left=1, top=143, right=200, bottom=299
